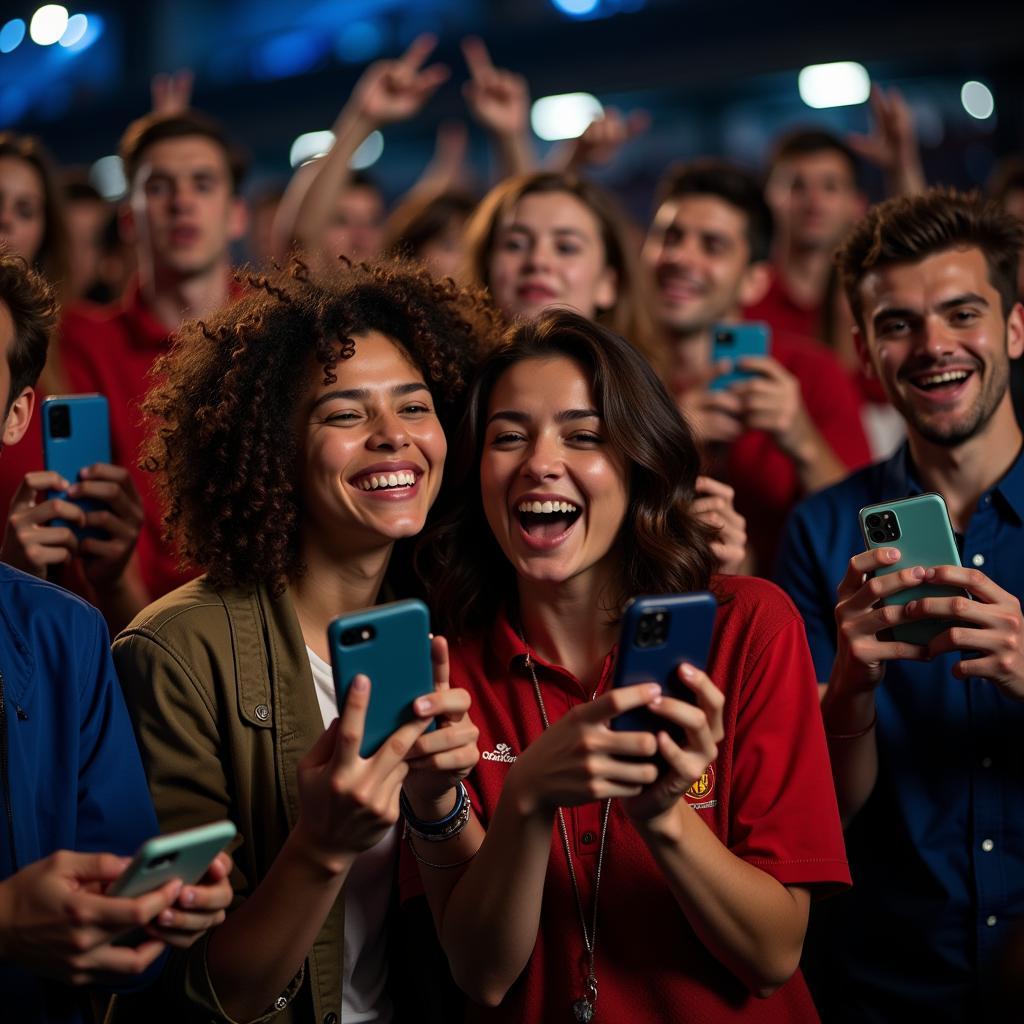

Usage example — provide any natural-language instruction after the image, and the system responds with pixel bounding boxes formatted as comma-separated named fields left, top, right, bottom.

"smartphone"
left=858, top=493, right=968, bottom=646
left=41, top=394, right=111, bottom=538
left=611, top=593, right=718, bottom=742
left=708, top=323, right=771, bottom=391
left=107, top=820, right=236, bottom=899
left=329, top=599, right=435, bottom=758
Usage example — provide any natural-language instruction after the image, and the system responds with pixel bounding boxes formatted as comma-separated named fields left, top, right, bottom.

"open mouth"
left=352, top=469, right=419, bottom=493
left=907, top=368, right=974, bottom=396
left=515, top=498, right=582, bottom=542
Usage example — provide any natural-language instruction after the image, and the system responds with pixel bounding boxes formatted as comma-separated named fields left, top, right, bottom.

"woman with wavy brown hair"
left=413, top=309, right=850, bottom=1022
left=110, top=258, right=501, bottom=1024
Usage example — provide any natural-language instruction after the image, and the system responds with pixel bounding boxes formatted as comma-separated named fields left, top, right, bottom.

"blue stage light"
left=0, top=19, right=26, bottom=54
left=336, top=20, right=384, bottom=63
left=551, top=0, right=600, bottom=15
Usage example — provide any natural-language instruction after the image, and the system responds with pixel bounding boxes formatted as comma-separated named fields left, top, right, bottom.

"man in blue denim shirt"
left=777, top=190, right=1024, bottom=1021
left=0, top=255, right=231, bottom=1022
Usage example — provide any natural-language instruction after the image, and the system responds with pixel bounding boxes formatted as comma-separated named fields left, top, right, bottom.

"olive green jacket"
left=112, top=577, right=344, bottom=1024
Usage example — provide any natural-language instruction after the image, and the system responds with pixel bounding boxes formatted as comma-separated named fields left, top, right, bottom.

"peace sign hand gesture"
left=351, top=34, right=449, bottom=129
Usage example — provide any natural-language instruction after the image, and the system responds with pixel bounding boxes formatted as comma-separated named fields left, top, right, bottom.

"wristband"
left=400, top=781, right=470, bottom=842
left=826, top=709, right=877, bottom=740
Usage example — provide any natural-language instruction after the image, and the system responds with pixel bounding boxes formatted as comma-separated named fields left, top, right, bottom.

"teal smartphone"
left=41, top=394, right=111, bottom=539
left=708, top=323, right=770, bottom=391
left=328, top=599, right=435, bottom=758
left=858, top=493, right=967, bottom=646
left=611, top=592, right=717, bottom=744
left=107, top=820, right=236, bottom=899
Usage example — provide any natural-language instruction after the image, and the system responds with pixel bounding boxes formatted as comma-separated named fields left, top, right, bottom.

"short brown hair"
left=462, top=171, right=660, bottom=363
left=769, top=127, right=861, bottom=188
left=0, top=254, right=58, bottom=412
left=142, top=257, right=502, bottom=592
left=119, top=109, right=248, bottom=194
left=421, top=309, right=717, bottom=639
left=837, top=188, right=1024, bottom=331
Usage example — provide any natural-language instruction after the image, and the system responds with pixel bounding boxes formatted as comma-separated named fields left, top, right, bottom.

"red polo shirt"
left=687, top=329, right=871, bottom=574
left=743, top=268, right=821, bottom=342
left=60, top=278, right=242, bottom=599
left=444, top=575, right=850, bottom=1023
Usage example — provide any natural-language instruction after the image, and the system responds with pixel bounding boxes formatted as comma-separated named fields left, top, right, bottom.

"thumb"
left=66, top=850, right=133, bottom=884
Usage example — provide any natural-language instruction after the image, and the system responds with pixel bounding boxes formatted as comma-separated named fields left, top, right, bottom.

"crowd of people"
left=1, top=31, right=1023, bottom=1024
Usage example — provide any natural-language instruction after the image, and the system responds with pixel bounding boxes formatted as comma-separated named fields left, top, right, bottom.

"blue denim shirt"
left=0, top=564, right=160, bottom=1023
left=776, top=443, right=1024, bottom=1021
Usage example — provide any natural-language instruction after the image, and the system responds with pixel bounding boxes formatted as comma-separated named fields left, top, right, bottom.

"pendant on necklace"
left=572, top=975, right=598, bottom=1021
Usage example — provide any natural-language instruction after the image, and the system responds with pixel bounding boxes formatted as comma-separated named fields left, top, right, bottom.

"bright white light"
left=961, top=80, right=994, bottom=120
left=349, top=130, right=383, bottom=170
left=89, top=155, right=126, bottom=201
left=58, top=12, right=88, bottom=47
left=798, top=62, right=871, bottom=109
left=530, top=92, right=604, bottom=141
left=29, top=5, right=69, bottom=46
left=289, top=131, right=336, bottom=169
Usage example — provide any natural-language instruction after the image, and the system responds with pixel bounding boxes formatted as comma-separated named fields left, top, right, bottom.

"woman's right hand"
left=505, top=684, right=663, bottom=818
left=292, top=675, right=430, bottom=874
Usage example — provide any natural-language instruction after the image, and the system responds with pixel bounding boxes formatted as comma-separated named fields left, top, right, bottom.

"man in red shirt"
left=644, top=158, right=870, bottom=572
left=60, top=108, right=247, bottom=602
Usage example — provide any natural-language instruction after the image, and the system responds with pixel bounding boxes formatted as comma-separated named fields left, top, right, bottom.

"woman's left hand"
left=622, top=663, right=724, bottom=825
left=145, top=852, right=234, bottom=949
left=402, top=636, right=480, bottom=819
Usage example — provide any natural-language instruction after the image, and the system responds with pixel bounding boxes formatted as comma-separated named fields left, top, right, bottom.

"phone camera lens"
left=48, top=404, right=71, bottom=439
left=866, top=514, right=881, bottom=528
left=870, top=529, right=886, bottom=543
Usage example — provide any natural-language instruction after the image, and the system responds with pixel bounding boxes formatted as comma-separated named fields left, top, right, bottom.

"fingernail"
left=181, top=888, right=196, bottom=907
left=886, top=548, right=900, bottom=561
left=649, top=695, right=663, bottom=706
left=353, top=675, right=369, bottom=692
left=924, top=568, right=936, bottom=579
left=160, top=910, right=174, bottom=925
left=905, top=600, right=917, bottom=615
left=646, top=683, right=662, bottom=697
left=911, top=566, right=926, bottom=579
left=680, top=664, right=695, bottom=678
left=414, top=697, right=432, bottom=715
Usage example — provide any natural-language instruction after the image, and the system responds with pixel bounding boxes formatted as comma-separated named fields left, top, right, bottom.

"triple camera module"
left=866, top=510, right=901, bottom=544
left=635, top=609, right=669, bottom=648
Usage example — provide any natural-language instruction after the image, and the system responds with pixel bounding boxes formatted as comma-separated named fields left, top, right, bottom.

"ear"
left=593, top=265, right=618, bottom=314
left=1007, top=302, right=1024, bottom=360
left=228, top=197, right=248, bottom=244
left=2, top=386, right=35, bottom=448
left=853, top=326, right=876, bottom=379
left=738, top=261, right=772, bottom=308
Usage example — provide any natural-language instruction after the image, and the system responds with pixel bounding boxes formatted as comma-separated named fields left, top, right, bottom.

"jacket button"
left=255, top=704, right=270, bottom=722
left=323, top=1014, right=338, bottom=1024
left=274, top=996, right=288, bottom=1009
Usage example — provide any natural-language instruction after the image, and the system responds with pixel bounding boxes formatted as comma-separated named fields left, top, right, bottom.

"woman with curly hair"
left=414, top=309, right=850, bottom=1021
left=110, top=258, right=501, bottom=1023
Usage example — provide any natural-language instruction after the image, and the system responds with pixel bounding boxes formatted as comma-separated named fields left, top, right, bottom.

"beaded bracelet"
left=400, top=781, right=471, bottom=842
left=825, top=709, right=878, bottom=740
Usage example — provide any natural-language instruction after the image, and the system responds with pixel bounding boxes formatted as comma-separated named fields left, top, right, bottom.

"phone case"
left=329, top=599, right=435, bottom=758
left=708, top=323, right=771, bottom=391
left=611, top=592, right=718, bottom=739
left=41, top=394, right=111, bottom=539
left=108, top=820, right=237, bottom=899
left=859, top=493, right=966, bottom=646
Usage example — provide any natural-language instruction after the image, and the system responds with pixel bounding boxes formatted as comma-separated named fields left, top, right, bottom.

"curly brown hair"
left=142, top=257, right=503, bottom=591
left=421, top=309, right=717, bottom=640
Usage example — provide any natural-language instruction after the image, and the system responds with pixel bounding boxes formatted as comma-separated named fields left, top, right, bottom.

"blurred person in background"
left=644, top=158, right=870, bottom=572
left=57, top=107, right=248, bottom=612
left=60, top=172, right=110, bottom=307
left=383, top=188, right=476, bottom=281
left=245, top=181, right=285, bottom=265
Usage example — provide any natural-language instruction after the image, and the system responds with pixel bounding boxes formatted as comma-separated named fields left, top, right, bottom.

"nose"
left=522, top=236, right=553, bottom=273
left=521, top=432, right=563, bottom=482
left=367, top=409, right=410, bottom=451
left=920, top=316, right=957, bottom=360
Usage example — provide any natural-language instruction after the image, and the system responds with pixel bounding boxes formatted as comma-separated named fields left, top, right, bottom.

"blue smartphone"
left=41, top=394, right=111, bottom=538
left=611, top=592, right=718, bottom=741
left=859, top=493, right=968, bottom=646
left=328, top=599, right=435, bottom=758
left=108, top=820, right=237, bottom=899
left=708, top=322, right=770, bottom=391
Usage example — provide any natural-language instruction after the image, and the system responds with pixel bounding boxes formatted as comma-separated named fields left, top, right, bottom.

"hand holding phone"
left=708, top=323, right=770, bottom=391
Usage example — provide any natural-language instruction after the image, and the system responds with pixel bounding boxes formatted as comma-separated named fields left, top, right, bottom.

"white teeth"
left=358, top=470, right=416, bottom=491
left=920, top=370, right=969, bottom=387
left=516, top=499, right=579, bottom=514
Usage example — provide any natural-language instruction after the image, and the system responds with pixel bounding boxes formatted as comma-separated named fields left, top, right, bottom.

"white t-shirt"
left=308, top=645, right=396, bottom=1024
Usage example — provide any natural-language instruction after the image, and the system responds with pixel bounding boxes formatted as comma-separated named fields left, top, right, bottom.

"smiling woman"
left=108, top=257, right=503, bottom=1024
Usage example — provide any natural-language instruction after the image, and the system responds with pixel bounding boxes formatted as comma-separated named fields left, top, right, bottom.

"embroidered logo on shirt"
left=482, top=741, right=517, bottom=764
left=685, top=764, right=716, bottom=805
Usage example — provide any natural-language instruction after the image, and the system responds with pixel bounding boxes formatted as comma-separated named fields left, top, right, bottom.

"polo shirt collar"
left=882, top=440, right=1024, bottom=526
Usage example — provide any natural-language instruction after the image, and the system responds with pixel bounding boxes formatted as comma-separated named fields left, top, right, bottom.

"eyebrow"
left=873, top=292, right=991, bottom=326
left=487, top=407, right=601, bottom=425
left=500, top=224, right=590, bottom=239
left=311, top=382, right=429, bottom=409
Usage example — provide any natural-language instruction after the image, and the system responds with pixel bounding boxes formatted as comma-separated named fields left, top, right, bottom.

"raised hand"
left=692, top=475, right=747, bottom=575
left=460, top=36, right=529, bottom=140
left=350, top=34, right=449, bottom=128
left=504, top=684, right=663, bottom=818
left=0, top=851, right=178, bottom=985
left=151, top=69, right=194, bottom=115
left=846, top=84, right=926, bottom=196
left=567, top=107, right=650, bottom=169
left=621, top=663, right=724, bottom=824
left=403, top=636, right=480, bottom=818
